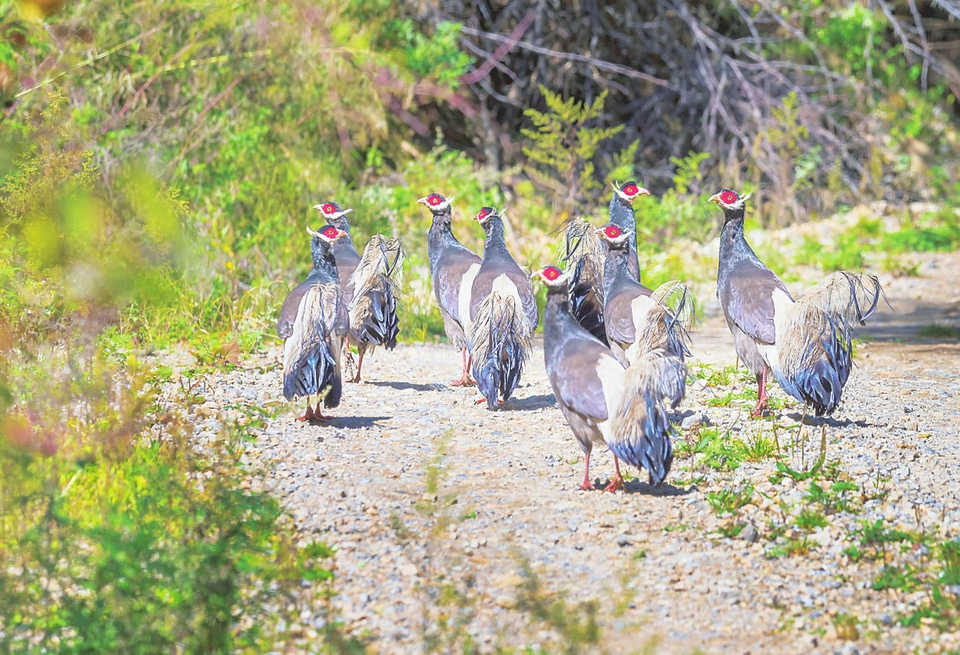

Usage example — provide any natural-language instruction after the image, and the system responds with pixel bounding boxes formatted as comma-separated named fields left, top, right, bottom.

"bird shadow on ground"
left=312, top=415, right=390, bottom=429
left=621, top=479, right=697, bottom=497
left=499, top=394, right=557, bottom=411
left=782, top=413, right=879, bottom=429
left=364, top=380, right=447, bottom=392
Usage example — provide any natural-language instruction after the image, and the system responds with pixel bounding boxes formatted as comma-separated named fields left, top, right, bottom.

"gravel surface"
left=179, top=252, right=960, bottom=654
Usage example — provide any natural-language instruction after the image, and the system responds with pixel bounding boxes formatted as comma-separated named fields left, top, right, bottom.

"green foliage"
left=706, top=483, right=754, bottom=516
left=795, top=508, right=828, bottom=531
left=804, top=480, right=861, bottom=515
left=634, top=152, right=713, bottom=250
left=873, top=564, right=922, bottom=592
left=0, top=353, right=326, bottom=652
left=392, top=20, right=474, bottom=87
left=521, top=86, right=626, bottom=212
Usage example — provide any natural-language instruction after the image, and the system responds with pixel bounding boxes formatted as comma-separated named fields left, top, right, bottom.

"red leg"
left=450, top=349, right=477, bottom=386
left=297, top=402, right=315, bottom=422
left=604, top=456, right=625, bottom=492
left=579, top=449, right=595, bottom=490
left=751, top=368, right=770, bottom=418
left=351, top=349, right=365, bottom=383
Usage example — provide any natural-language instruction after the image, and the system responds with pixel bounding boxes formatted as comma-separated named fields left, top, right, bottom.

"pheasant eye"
left=623, top=184, right=638, bottom=196
left=428, top=195, right=442, bottom=206
left=721, top=191, right=738, bottom=204
left=604, top=225, right=621, bottom=238
left=322, top=203, right=336, bottom=214
left=322, top=226, right=338, bottom=239
left=476, top=208, right=488, bottom=220
left=543, top=266, right=561, bottom=281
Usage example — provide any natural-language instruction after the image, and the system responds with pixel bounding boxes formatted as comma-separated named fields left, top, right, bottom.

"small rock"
left=738, top=523, right=759, bottom=543
left=398, top=563, right=417, bottom=577
left=878, top=613, right=893, bottom=625
left=904, top=404, right=915, bottom=414
left=616, top=535, right=632, bottom=547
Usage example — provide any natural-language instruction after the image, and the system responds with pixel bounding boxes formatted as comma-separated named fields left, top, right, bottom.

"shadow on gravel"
left=617, top=479, right=697, bottom=496
left=318, top=416, right=390, bottom=429
left=365, top=380, right=446, bottom=392
left=783, top=413, right=879, bottom=428
left=499, top=394, right=556, bottom=411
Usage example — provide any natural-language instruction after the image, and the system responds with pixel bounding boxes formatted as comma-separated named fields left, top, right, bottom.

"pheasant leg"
left=297, top=401, right=315, bottom=422
left=604, top=457, right=625, bottom=492
left=450, top=349, right=477, bottom=386
left=351, top=348, right=366, bottom=383
left=579, top=450, right=596, bottom=490
left=751, top=368, right=770, bottom=418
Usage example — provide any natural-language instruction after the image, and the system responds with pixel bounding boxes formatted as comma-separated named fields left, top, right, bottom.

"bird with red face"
left=560, top=180, right=652, bottom=346
left=312, top=200, right=403, bottom=383
left=419, top=192, right=483, bottom=386
left=608, top=180, right=651, bottom=280
left=596, top=223, right=691, bottom=385
left=534, top=265, right=685, bottom=490
left=277, top=224, right=350, bottom=421
left=466, top=207, right=538, bottom=409
left=711, top=189, right=884, bottom=417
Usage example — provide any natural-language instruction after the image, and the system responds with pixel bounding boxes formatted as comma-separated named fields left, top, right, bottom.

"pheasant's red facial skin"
left=321, top=203, right=337, bottom=216
left=603, top=225, right=622, bottom=239
left=542, top=266, right=562, bottom=281
left=476, top=207, right=494, bottom=221
left=427, top=194, right=443, bottom=207
left=622, top=183, right=639, bottom=197
left=321, top=225, right=340, bottom=240
left=720, top=191, right=739, bottom=205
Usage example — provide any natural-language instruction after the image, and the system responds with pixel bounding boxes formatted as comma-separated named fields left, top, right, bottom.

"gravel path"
left=188, top=253, right=960, bottom=654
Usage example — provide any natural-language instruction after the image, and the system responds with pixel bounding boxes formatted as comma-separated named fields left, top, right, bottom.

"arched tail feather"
left=469, top=292, right=531, bottom=409
left=283, top=284, right=343, bottom=407
left=348, top=235, right=404, bottom=349
left=606, top=350, right=685, bottom=485
left=562, top=218, right=608, bottom=344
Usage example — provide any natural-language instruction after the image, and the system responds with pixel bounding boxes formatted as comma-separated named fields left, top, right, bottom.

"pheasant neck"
left=543, top=289, right=575, bottom=360
left=608, top=194, right=635, bottom=231
left=481, top=216, right=507, bottom=256
left=602, top=246, right=634, bottom=298
left=310, top=239, right=337, bottom=275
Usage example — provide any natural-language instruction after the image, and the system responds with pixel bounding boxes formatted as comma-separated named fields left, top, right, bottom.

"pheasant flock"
left=278, top=186, right=884, bottom=490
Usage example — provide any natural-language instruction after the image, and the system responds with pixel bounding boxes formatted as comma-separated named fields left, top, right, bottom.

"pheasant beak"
left=416, top=197, right=428, bottom=206
left=707, top=192, right=722, bottom=205
left=334, top=228, right=349, bottom=240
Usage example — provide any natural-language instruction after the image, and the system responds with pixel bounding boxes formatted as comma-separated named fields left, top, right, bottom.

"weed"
left=832, top=613, right=860, bottom=640
left=718, top=522, right=746, bottom=539
left=804, top=480, right=861, bottom=514
left=707, top=483, right=755, bottom=516
left=737, top=430, right=778, bottom=462
left=766, top=536, right=812, bottom=558
left=796, top=508, right=829, bottom=531
left=873, top=564, right=922, bottom=592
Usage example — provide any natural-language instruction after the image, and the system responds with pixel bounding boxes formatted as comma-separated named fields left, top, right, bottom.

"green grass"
left=919, top=324, right=960, bottom=339
left=706, top=483, right=755, bottom=516
left=795, top=508, right=829, bottom=531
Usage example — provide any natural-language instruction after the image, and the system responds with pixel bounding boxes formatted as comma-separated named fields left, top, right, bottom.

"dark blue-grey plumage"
left=712, top=189, right=883, bottom=417
left=422, top=193, right=482, bottom=385
left=468, top=212, right=537, bottom=409
left=278, top=227, right=349, bottom=418
left=537, top=267, right=680, bottom=489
